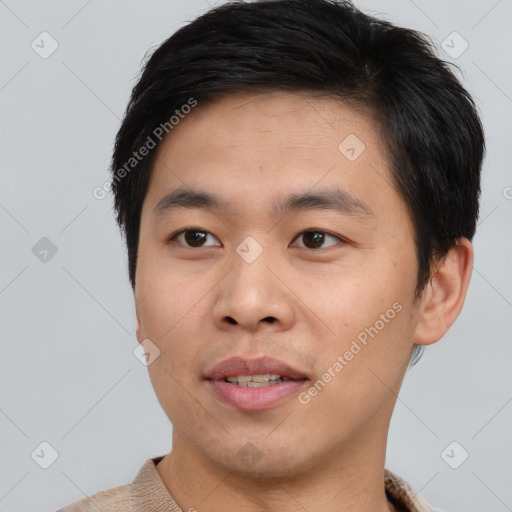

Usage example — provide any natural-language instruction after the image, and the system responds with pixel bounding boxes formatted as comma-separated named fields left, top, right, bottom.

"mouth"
left=223, top=374, right=301, bottom=387
left=205, top=356, right=310, bottom=411
left=205, top=355, right=310, bottom=382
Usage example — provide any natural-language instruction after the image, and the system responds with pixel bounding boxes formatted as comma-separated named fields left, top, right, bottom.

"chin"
left=208, top=442, right=314, bottom=480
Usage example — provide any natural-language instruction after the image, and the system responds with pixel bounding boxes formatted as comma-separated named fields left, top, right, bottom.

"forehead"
left=144, top=91, right=403, bottom=223
left=166, top=91, right=379, bottom=149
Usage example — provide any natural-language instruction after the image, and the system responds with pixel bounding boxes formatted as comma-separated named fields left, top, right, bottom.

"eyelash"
left=166, top=227, right=348, bottom=251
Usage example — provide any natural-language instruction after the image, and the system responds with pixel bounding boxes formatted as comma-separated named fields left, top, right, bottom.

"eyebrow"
left=152, top=186, right=374, bottom=219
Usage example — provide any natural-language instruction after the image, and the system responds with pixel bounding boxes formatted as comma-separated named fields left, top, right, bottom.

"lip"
left=205, top=356, right=309, bottom=381
left=205, top=356, right=309, bottom=411
left=208, top=379, right=308, bottom=411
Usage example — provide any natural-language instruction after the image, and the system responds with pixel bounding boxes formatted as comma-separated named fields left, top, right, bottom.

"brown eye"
left=170, top=229, right=220, bottom=248
left=168, top=228, right=344, bottom=251
left=292, top=230, right=343, bottom=250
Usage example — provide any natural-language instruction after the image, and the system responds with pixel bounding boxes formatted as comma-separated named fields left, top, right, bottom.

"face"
left=135, top=91, right=424, bottom=477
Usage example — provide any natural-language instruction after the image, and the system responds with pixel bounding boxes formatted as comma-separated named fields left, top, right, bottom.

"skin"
left=134, top=91, right=473, bottom=512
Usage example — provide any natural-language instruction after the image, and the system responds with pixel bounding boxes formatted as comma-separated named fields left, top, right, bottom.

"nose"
left=212, top=247, right=296, bottom=333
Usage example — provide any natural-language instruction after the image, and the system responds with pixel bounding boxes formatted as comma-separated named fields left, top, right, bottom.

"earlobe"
left=413, top=238, right=474, bottom=346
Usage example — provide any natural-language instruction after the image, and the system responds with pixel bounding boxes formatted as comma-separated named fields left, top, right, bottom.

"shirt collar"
left=130, top=456, right=436, bottom=512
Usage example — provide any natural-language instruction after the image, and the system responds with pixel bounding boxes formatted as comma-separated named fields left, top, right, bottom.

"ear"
left=135, top=303, right=144, bottom=344
left=413, top=238, right=473, bottom=346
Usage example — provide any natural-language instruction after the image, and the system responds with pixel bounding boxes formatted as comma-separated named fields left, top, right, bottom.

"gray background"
left=1, top=1, right=511, bottom=511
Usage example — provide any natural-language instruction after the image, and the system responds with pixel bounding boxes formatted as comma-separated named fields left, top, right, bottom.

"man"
left=58, top=0, right=485, bottom=510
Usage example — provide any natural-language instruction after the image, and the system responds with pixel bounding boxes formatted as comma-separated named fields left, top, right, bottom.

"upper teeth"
left=225, top=374, right=289, bottom=383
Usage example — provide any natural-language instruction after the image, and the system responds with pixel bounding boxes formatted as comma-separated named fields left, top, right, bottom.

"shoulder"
left=56, top=456, right=168, bottom=512
left=56, top=483, right=133, bottom=512
left=385, top=469, right=440, bottom=512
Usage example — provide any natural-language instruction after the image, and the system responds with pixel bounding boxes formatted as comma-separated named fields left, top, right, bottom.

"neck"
left=156, top=416, right=396, bottom=512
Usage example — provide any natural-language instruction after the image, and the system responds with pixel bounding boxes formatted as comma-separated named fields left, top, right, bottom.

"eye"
left=167, top=228, right=346, bottom=251
left=291, top=230, right=345, bottom=250
left=168, top=228, right=221, bottom=248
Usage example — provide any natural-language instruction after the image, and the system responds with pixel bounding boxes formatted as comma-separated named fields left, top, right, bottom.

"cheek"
left=303, top=259, right=415, bottom=391
left=136, top=256, right=206, bottom=338
left=137, top=270, right=208, bottom=425
left=135, top=289, right=200, bottom=398
left=298, top=264, right=397, bottom=344
left=301, top=306, right=412, bottom=432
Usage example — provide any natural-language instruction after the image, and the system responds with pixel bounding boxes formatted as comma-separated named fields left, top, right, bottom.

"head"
left=110, top=0, right=484, bottom=477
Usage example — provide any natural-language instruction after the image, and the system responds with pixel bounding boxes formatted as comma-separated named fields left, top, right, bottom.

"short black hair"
left=110, top=0, right=485, bottom=361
